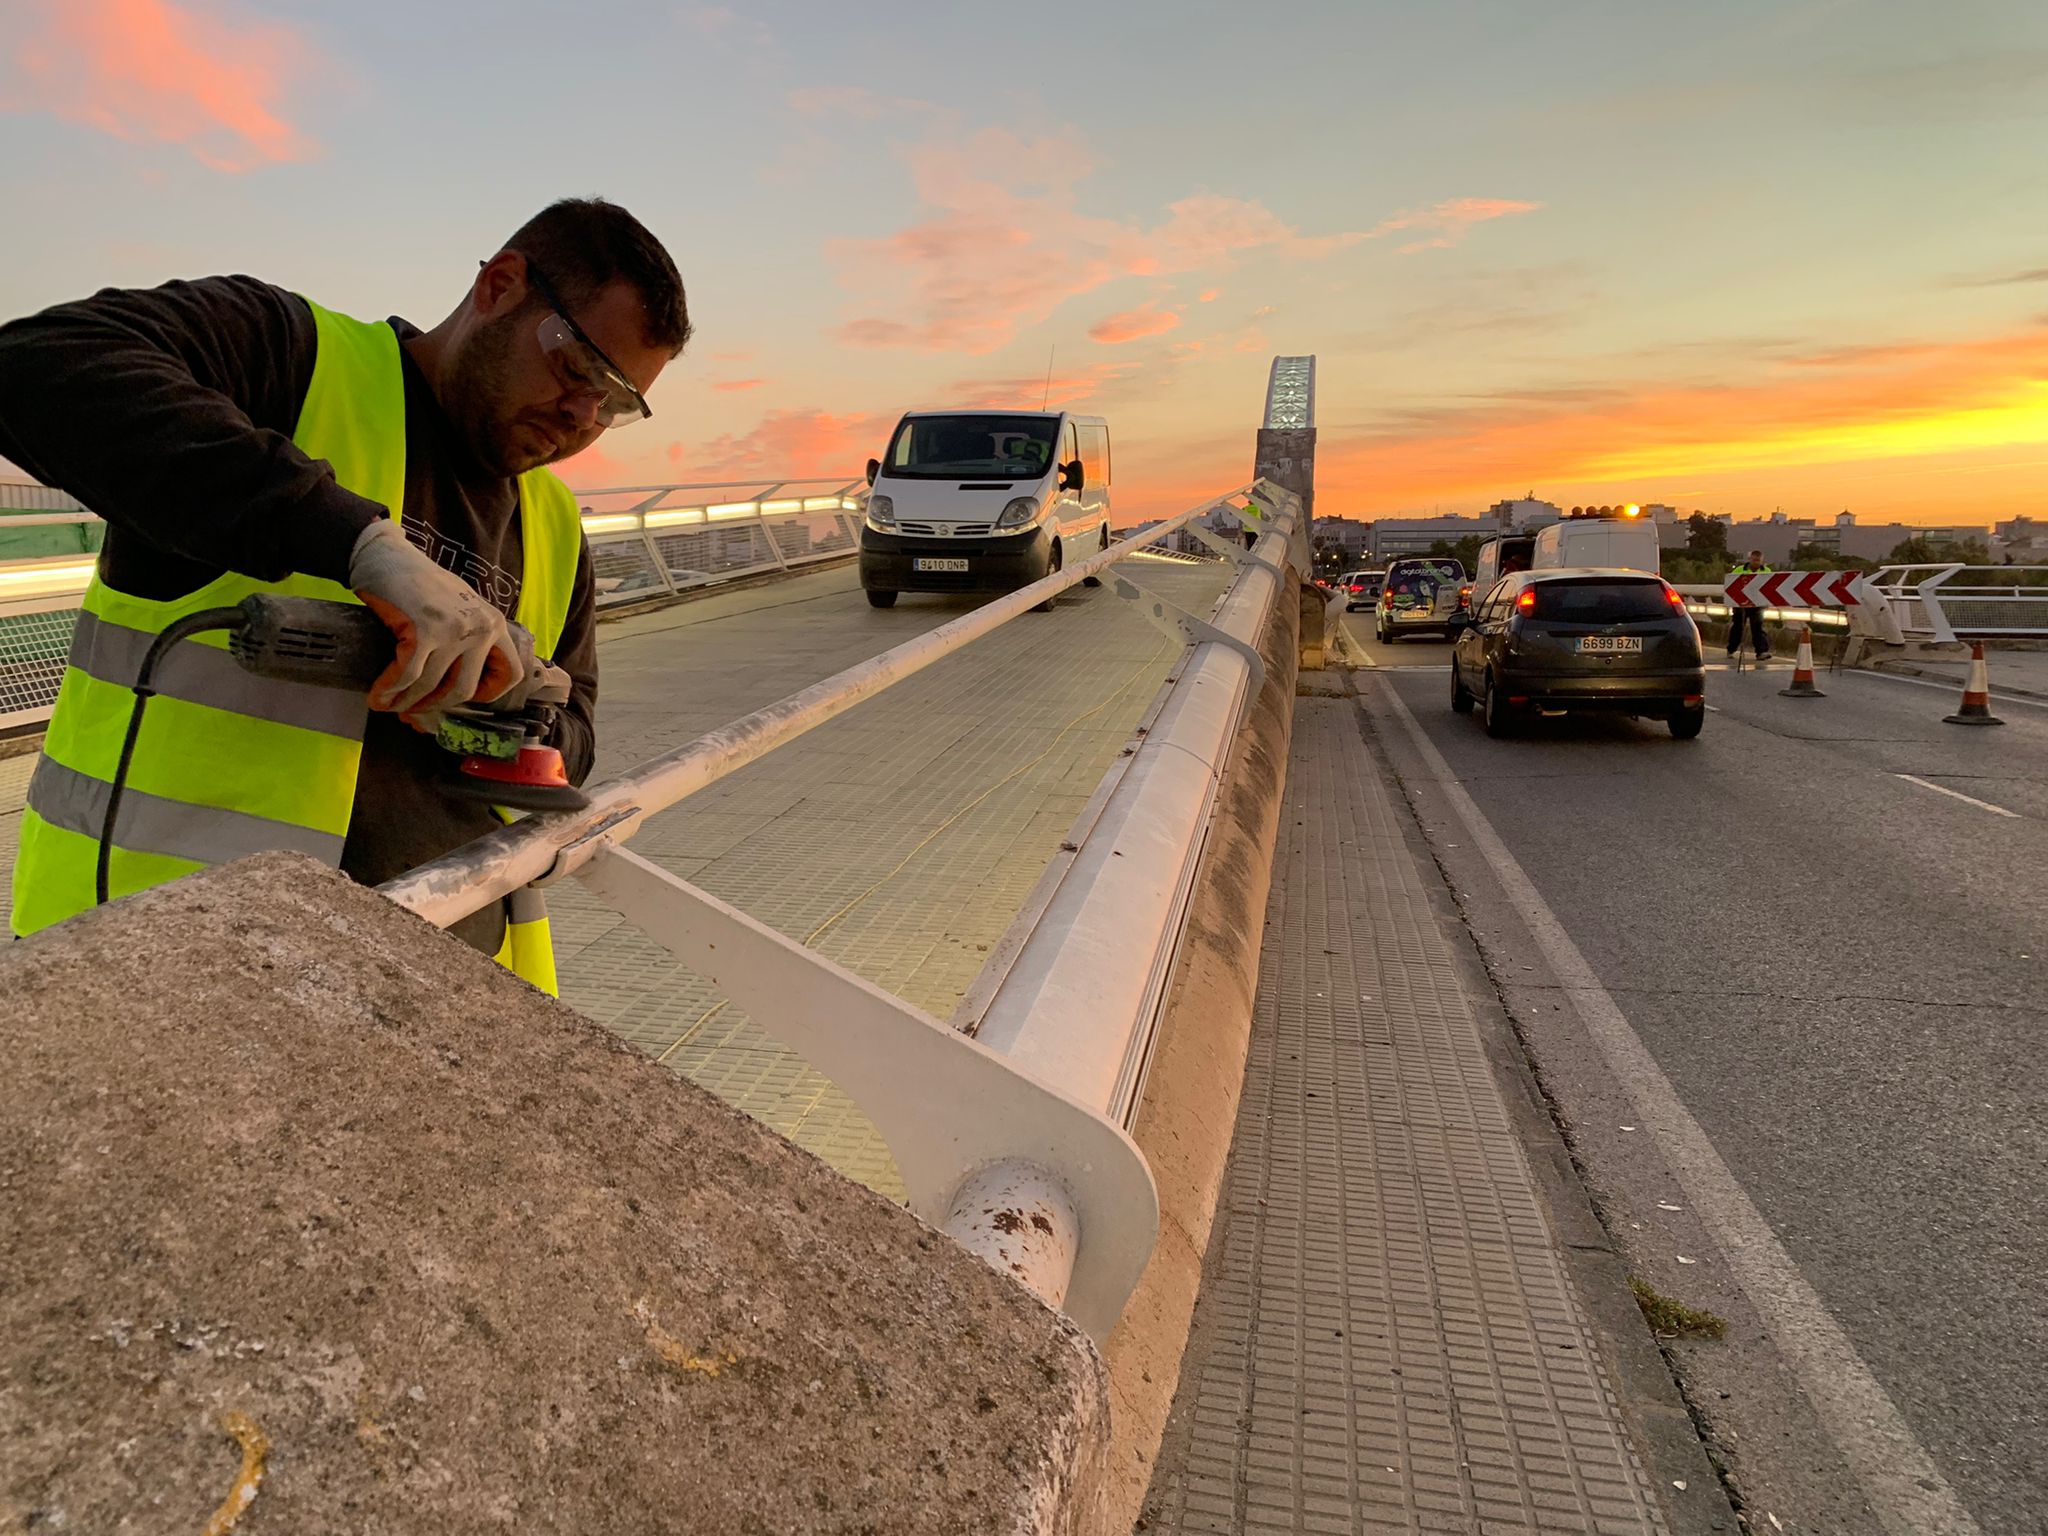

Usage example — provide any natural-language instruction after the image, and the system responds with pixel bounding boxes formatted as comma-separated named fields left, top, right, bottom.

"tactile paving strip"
left=1142, top=697, right=1666, bottom=1535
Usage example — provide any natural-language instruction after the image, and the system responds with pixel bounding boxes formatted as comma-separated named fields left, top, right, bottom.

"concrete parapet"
left=0, top=854, right=1110, bottom=1535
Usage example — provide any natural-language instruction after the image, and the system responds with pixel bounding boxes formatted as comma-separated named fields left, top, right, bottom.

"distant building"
left=1312, top=516, right=1370, bottom=563
left=1486, top=496, right=1562, bottom=530
left=1994, top=516, right=2047, bottom=561
left=1368, top=514, right=1501, bottom=562
left=1719, top=511, right=1991, bottom=564
left=0, top=479, right=86, bottom=513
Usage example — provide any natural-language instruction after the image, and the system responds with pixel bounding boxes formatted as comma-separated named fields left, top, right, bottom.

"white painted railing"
left=1861, top=564, right=2048, bottom=643
left=376, top=480, right=1308, bottom=1339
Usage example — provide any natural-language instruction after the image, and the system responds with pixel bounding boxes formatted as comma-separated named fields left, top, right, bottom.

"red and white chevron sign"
left=1724, top=570, right=1866, bottom=608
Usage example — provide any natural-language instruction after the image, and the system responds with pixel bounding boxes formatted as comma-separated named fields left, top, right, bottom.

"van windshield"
left=883, top=415, right=1060, bottom=480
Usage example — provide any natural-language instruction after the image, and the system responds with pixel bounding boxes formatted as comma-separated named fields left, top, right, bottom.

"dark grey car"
left=1450, top=569, right=1707, bottom=739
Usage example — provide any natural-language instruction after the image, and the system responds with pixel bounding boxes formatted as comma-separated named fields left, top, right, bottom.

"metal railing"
left=1676, top=566, right=2048, bottom=648
left=1860, top=564, right=2048, bottom=643
left=0, top=477, right=869, bottom=732
left=574, top=477, right=868, bottom=608
left=376, top=480, right=1308, bottom=1340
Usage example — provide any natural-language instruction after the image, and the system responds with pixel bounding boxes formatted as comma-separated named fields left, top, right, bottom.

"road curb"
left=1860, top=659, right=2048, bottom=703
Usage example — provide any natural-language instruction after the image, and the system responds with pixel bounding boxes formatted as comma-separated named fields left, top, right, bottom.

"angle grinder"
left=225, top=593, right=588, bottom=813
left=97, top=592, right=589, bottom=904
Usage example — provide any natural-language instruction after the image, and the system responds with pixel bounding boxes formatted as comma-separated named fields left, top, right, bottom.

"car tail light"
left=1515, top=590, right=1536, bottom=611
left=1382, top=590, right=1395, bottom=608
left=1683, top=694, right=1704, bottom=706
left=1664, top=584, right=1686, bottom=607
left=1348, top=583, right=1363, bottom=593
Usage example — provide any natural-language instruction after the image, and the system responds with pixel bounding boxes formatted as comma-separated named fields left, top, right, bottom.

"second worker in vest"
left=1725, top=548, right=1773, bottom=662
left=0, top=198, right=692, bottom=993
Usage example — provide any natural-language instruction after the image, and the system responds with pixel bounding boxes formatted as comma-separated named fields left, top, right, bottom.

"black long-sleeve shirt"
left=0, top=276, right=599, bottom=952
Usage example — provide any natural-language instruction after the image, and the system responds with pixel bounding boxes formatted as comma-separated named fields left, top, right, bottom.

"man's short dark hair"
left=504, top=197, right=691, bottom=356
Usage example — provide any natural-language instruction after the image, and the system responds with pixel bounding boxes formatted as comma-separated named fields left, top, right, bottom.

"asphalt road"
left=1331, top=598, right=2048, bottom=1534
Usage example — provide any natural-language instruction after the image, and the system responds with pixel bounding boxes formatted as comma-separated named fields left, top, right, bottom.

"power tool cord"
left=97, top=606, right=247, bottom=906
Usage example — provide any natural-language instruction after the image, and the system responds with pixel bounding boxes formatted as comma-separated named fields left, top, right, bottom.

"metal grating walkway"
left=1142, top=696, right=1666, bottom=1535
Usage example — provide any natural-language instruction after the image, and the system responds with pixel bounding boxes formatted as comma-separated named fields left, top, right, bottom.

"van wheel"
left=866, top=589, right=897, bottom=609
left=1033, top=543, right=1063, bottom=612
left=1081, top=525, right=1108, bottom=586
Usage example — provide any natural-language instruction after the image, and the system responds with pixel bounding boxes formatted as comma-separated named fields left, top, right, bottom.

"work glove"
left=348, top=519, right=520, bottom=726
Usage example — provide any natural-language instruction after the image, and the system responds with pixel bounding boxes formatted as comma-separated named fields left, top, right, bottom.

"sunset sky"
left=2, top=0, right=2044, bottom=525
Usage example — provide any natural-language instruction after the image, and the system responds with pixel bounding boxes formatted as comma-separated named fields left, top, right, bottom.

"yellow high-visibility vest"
left=11, top=298, right=583, bottom=994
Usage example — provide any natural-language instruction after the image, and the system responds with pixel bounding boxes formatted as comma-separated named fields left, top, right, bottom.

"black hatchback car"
left=1451, top=569, right=1706, bottom=738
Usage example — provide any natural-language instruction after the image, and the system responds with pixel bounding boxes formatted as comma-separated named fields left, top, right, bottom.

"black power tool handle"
left=228, top=593, right=396, bottom=691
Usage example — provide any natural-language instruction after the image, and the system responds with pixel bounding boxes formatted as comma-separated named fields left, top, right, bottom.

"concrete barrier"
left=0, top=854, right=1113, bottom=1535
left=1095, top=576, right=1305, bottom=1526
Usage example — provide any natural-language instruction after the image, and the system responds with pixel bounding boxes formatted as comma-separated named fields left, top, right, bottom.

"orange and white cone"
left=1778, top=627, right=1825, bottom=698
left=1943, top=642, right=2005, bottom=727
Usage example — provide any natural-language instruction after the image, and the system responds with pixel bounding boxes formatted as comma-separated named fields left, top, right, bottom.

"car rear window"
left=1529, top=578, right=1672, bottom=621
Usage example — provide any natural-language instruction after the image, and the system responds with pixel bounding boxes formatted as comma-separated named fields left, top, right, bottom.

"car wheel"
left=865, top=589, right=897, bottom=609
left=1032, top=543, right=1063, bottom=612
left=1450, top=661, right=1475, bottom=714
left=1482, top=672, right=1516, bottom=738
left=1669, top=705, right=1705, bottom=740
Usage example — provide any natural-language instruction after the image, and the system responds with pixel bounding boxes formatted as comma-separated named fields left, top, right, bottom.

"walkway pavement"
left=1863, top=641, right=2048, bottom=702
left=1141, top=688, right=1676, bottom=1535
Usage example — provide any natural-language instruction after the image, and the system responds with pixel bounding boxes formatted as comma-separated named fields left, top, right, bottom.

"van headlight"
left=865, top=494, right=895, bottom=530
left=995, top=496, right=1040, bottom=530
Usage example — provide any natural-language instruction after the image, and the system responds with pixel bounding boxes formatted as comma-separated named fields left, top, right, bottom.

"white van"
left=859, top=411, right=1112, bottom=609
left=1530, top=517, right=1659, bottom=574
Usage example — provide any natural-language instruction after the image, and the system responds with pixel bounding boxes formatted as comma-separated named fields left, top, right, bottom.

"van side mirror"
left=1060, top=458, right=1085, bottom=492
left=865, top=457, right=880, bottom=486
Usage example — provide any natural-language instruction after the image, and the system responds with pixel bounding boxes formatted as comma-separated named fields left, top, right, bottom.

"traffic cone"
left=1943, top=642, right=2005, bottom=727
left=1778, top=628, right=1825, bottom=698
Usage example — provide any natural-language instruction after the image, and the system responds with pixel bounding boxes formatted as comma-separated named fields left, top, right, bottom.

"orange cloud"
left=5, top=0, right=317, bottom=172
left=828, top=127, right=1369, bottom=355
left=1089, top=304, right=1181, bottom=345
left=1322, top=325, right=2048, bottom=511
left=711, top=377, right=769, bottom=392
left=1198, top=288, right=1221, bottom=303
left=692, top=408, right=883, bottom=478
left=944, top=362, right=1137, bottom=410
left=558, top=437, right=634, bottom=488
left=1365, top=197, right=1542, bottom=254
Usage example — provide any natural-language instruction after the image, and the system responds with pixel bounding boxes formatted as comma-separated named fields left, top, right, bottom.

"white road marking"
left=1376, top=681, right=1985, bottom=1536
left=1893, top=773, right=2021, bottom=818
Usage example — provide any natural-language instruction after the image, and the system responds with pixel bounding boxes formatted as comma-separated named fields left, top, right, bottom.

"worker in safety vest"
left=1725, top=548, right=1773, bottom=662
left=0, top=199, right=691, bottom=994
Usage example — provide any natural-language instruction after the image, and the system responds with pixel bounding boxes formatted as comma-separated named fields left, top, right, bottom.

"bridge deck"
left=0, top=558, right=1232, bottom=1197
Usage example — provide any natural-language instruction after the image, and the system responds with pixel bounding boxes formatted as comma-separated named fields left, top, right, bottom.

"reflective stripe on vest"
left=11, top=297, right=585, bottom=999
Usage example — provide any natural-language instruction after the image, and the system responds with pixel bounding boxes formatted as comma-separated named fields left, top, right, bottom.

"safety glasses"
left=521, top=263, right=652, bottom=428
